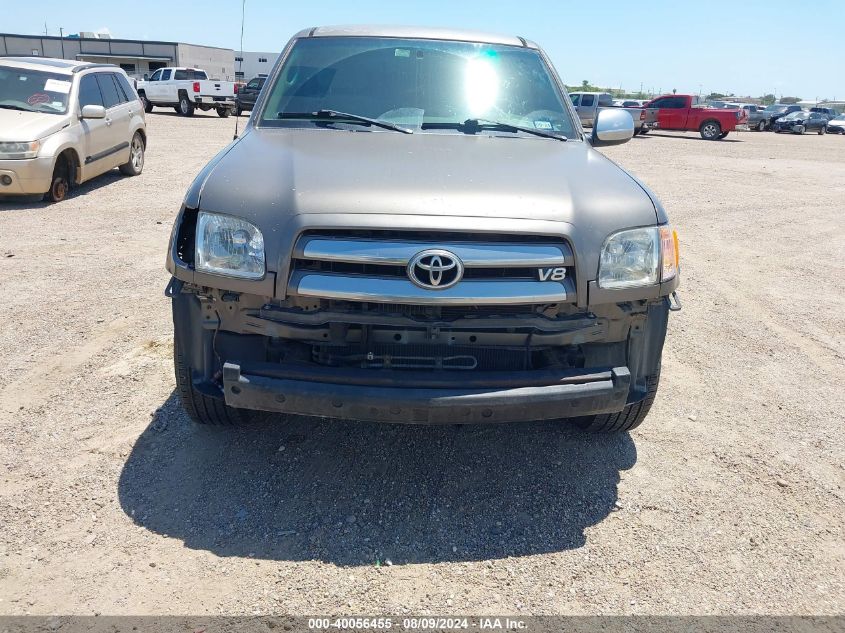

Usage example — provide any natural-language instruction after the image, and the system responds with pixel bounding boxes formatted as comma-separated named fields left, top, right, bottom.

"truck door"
left=158, top=68, right=174, bottom=102
left=651, top=96, right=686, bottom=130
left=579, top=93, right=596, bottom=126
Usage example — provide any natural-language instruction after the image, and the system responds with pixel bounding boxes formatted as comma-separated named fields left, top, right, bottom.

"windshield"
left=0, top=66, right=71, bottom=114
left=784, top=111, right=807, bottom=120
left=764, top=105, right=787, bottom=112
left=260, top=36, right=575, bottom=137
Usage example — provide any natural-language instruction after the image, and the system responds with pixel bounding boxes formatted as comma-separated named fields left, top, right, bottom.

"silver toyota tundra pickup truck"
left=165, top=25, right=681, bottom=433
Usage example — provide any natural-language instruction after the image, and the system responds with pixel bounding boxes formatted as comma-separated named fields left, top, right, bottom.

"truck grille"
left=286, top=230, right=576, bottom=306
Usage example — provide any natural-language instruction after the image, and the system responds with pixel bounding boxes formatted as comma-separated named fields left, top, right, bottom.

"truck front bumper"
left=221, top=362, right=633, bottom=424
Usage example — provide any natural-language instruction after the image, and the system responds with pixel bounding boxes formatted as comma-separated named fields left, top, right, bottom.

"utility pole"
left=59, top=27, right=65, bottom=59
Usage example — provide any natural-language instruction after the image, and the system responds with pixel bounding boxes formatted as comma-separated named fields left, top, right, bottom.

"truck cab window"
left=161, top=69, right=172, bottom=81
left=149, top=69, right=162, bottom=82
left=581, top=95, right=595, bottom=107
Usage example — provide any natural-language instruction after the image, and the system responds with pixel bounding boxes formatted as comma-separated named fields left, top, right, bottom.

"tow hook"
left=667, top=291, right=682, bottom=312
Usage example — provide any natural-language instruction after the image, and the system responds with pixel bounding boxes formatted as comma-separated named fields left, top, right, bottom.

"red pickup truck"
left=642, top=94, right=749, bottom=140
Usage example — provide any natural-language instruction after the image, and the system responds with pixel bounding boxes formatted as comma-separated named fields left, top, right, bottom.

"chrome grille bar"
left=289, top=272, right=573, bottom=305
left=295, top=237, right=573, bottom=267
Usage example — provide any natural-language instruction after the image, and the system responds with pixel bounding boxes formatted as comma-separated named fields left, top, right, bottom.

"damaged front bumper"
left=221, top=361, right=632, bottom=424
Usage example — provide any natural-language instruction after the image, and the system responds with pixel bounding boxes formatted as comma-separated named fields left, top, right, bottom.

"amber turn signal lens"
left=659, top=226, right=678, bottom=282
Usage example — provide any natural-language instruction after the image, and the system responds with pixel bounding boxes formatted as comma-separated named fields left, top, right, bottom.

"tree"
left=581, top=80, right=589, bottom=89
left=780, top=96, right=801, bottom=104
left=707, top=92, right=727, bottom=100
left=759, top=93, right=776, bottom=105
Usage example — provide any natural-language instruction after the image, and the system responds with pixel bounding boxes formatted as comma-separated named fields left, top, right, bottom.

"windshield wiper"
left=277, top=110, right=413, bottom=134
left=0, top=104, right=33, bottom=112
left=422, top=118, right=567, bottom=141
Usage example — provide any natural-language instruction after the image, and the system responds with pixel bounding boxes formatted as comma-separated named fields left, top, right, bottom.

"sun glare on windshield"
left=465, top=55, right=500, bottom=117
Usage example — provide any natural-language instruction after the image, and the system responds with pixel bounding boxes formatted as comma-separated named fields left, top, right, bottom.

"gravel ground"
left=0, top=113, right=843, bottom=616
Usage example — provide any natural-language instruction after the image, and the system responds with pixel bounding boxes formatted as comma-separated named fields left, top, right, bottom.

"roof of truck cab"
left=294, top=25, right=538, bottom=49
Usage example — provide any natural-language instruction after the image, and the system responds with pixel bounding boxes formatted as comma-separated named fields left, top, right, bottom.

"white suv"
left=0, top=57, right=147, bottom=202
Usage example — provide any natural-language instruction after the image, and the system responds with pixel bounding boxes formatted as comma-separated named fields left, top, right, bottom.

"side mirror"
left=591, top=109, right=634, bottom=146
left=80, top=104, right=106, bottom=120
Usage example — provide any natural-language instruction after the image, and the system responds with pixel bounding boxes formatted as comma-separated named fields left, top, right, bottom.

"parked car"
left=136, top=67, right=236, bottom=117
left=641, top=94, right=748, bottom=139
left=772, top=110, right=828, bottom=134
left=0, top=57, right=146, bottom=203
left=758, top=103, right=802, bottom=130
left=810, top=106, right=839, bottom=118
left=826, top=114, right=845, bottom=134
left=235, top=75, right=267, bottom=115
left=568, top=91, right=648, bottom=135
left=742, top=104, right=769, bottom=131
left=165, top=25, right=680, bottom=432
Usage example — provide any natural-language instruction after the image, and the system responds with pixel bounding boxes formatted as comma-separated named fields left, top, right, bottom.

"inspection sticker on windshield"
left=533, top=120, right=553, bottom=130
left=394, top=48, right=411, bottom=58
left=44, top=79, right=71, bottom=94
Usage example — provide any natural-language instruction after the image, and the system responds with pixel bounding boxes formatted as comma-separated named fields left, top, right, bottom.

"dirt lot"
left=0, top=112, right=843, bottom=616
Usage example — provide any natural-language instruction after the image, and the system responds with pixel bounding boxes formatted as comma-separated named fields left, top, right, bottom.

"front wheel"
left=757, top=120, right=766, bottom=131
left=119, top=132, right=145, bottom=176
left=44, top=155, right=70, bottom=203
left=178, top=95, right=195, bottom=117
left=173, top=335, right=252, bottom=426
left=718, top=131, right=730, bottom=139
left=139, top=93, right=153, bottom=113
left=700, top=121, right=722, bottom=140
left=819, top=126, right=826, bottom=135
left=575, top=371, right=661, bottom=433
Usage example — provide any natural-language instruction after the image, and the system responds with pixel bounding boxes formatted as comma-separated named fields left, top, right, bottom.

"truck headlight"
left=0, top=141, right=40, bottom=159
left=598, top=225, right=679, bottom=289
left=195, top=212, right=265, bottom=279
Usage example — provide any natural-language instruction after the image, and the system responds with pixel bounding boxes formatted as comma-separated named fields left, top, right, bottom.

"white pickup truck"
left=136, top=67, right=236, bottom=118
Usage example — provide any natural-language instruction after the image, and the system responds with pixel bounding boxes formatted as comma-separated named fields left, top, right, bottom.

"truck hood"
left=195, top=128, right=658, bottom=232
left=0, top=109, right=68, bottom=143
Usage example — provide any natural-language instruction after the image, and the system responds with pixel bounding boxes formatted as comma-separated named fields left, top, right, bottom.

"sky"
left=3, top=0, right=841, bottom=100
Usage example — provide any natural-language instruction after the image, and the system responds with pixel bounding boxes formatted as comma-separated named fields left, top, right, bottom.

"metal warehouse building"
left=0, top=33, right=235, bottom=81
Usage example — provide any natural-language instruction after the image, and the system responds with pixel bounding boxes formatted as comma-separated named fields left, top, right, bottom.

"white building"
left=235, top=51, right=279, bottom=81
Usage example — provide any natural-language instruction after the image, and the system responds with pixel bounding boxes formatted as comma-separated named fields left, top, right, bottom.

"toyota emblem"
left=407, top=250, right=464, bottom=290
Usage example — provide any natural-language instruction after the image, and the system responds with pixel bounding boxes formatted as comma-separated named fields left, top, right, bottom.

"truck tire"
left=718, top=132, right=730, bottom=139
left=818, top=125, right=826, bottom=135
left=216, top=107, right=230, bottom=118
left=118, top=132, right=145, bottom=176
left=139, top=92, right=153, bottom=113
left=574, top=370, right=661, bottom=433
left=178, top=93, right=195, bottom=117
left=173, top=337, right=251, bottom=426
left=756, top=120, right=766, bottom=131
left=639, top=126, right=649, bottom=135
left=700, top=120, right=722, bottom=140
